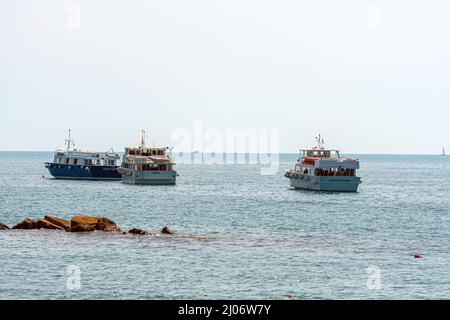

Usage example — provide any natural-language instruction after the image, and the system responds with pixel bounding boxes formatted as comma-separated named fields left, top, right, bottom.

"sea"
left=0, top=152, right=449, bottom=299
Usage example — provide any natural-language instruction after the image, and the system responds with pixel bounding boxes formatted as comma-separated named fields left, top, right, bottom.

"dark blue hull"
left=45, top=163, right=122, bottom=180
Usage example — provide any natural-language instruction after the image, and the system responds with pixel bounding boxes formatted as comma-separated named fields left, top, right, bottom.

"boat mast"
left=140, top=129, right=146, bottom=148
left=315, top=134, right=325, bottom=150
left=65, top=129, right=75, bottom=151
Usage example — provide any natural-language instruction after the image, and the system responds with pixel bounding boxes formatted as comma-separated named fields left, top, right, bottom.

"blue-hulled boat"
left=45, top=130, right=121, bottom=180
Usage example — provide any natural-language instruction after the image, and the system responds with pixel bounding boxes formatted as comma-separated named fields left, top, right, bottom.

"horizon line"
left=0, top=150, right=445, bottom=156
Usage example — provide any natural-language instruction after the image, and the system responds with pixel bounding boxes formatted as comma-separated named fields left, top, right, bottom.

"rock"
left=70, top=216, right=98, bottom=232
left=0, top=221, right=10, bottom=230
left=161, top=226, right=174, bottom=235
left=44, top=216, right=70, bottom=231
left=12, top=218, right=38, bottom=230
left=70, top=216, right=121, bottom=233
left=96, top=217, right=122, bottom=233
left=37, top=219, right=64, bottom=230
left=128, top=228, right=151, bottom=236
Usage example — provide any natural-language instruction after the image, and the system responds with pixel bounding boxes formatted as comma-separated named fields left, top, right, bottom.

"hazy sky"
left=1, top=0, right=449, bottom=153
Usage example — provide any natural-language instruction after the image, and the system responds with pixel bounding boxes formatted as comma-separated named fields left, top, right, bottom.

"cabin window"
left=74, top=159, right=78, bottom=165
left=65, top=158, right=69, bottom=164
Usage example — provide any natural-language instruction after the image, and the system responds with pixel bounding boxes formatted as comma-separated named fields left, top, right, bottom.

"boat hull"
left=121, top=170, right=177, bottom=185
left=288, top=174, right=361, bottom=192
left=45, top=163, right=122, bottom=180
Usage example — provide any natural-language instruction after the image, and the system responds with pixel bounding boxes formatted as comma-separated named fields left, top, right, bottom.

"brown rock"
left=37, top=219, right=64, bottom=230
left=0, top=221, right=10, bottom=230
left=44, top=216, right=70, bottom=231
left=96, top=217, right=122, bottom=233
left=128, top=228, right=150, bottom=236
left=161, top=226, right=174, bottom=235
left=70, top=216, right=121, bottom=233
left=70, top=222, right=96, bottom=232
left=70, top=215, right=99, bottom=232
left=12, top=218, right=38, bottom=230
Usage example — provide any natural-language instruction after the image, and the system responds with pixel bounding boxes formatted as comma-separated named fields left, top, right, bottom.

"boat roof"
left=125, top=146, right=168, bottom=151
left=300, top=148, right=340, bottom=152
left=55, top=149, right=119, bottom=159
left=124, top=155, right=174, bottom=164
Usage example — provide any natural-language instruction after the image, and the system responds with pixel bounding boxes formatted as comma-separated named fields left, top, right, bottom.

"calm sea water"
left=0, top=152, right=449, bottom=299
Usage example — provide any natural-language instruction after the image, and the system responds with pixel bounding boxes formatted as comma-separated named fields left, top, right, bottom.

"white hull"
left=121, top=170, right=177, bottom=185
left=288, top=174, right=361, bottom=192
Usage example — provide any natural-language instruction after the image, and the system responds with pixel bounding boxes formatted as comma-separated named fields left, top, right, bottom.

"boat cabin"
left=125, top=147, right=167, bottom=157
left=53, top=150, right=119, bottom=167
left=122, top=147, right=174, bottom=172
left=295, top=146, right=359, bottom=177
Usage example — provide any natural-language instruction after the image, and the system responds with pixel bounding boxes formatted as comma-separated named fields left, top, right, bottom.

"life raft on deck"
left=302, top=157, right=317, bottom=165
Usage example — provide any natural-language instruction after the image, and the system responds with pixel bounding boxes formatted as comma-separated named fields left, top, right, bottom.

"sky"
left=0, top=0, right=449, bottom=154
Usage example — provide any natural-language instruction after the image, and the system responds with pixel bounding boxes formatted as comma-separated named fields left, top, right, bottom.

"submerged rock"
left=161, top=226, right=174, bottom=235
left=12, top=219, right=38, bottom=230
left=128, top=228, right=151, bottom=236
left=44, top=216, right=70, bottom=231
left=70, top=216, right=121, bottom=233
left=0, top=221, right=10, bottom=230
left=37, top=219, right=64, bottom=230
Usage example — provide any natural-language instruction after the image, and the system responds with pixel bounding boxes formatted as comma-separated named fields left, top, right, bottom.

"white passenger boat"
left=118, top=131, right=177, bottom=185
left=285, top=135, right=361, bottom=192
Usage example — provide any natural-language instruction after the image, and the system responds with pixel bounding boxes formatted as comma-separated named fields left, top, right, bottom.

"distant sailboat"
left=442, top=146, right=446, bottom=156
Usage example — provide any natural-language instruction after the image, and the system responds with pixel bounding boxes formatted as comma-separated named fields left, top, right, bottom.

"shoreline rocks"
left=44, top=216, right=70, bottom=231
left=70, top=216, right=122, bottom=233
left=161, top=226, right=174, bottom=235
left=128, top=228, right=152, bottom=236
left=0, top=221, right=10, bottom=230
left=4, top=215, right=179, bottom=239
left=37, top=219, right=64, bottom=230
left=96, top=217, right=122, bottom=233
left=12, top=219, right=38, bottom=230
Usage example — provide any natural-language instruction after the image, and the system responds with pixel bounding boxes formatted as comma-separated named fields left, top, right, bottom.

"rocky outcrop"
left=70, top=216, right=121, bottom=233
left=0, top=221, right=10, bottom=230
left=37, top=219, right=64, bottom=230
left=7, top=216, right=181, bottom=239
left=44, top=216, right=70, bottom=231
left=70, top=216, right=97, bottom=232
left=96, top=217, right=122, bottom=233
left=12, top=219, right=38, bottom=230
left=161, top=226, right=174, bottom=235
left=128, top=228, right=151, bottom=236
